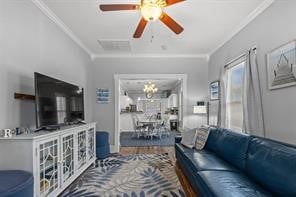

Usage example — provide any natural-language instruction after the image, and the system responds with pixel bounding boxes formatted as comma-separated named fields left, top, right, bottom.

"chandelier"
left=143, top=82, right=158, bottom=99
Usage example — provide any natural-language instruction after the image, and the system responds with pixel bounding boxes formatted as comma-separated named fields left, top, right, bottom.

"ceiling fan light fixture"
left=99, top=0, right=184, bottom=38
left=141, top=1, right=163, bottom=21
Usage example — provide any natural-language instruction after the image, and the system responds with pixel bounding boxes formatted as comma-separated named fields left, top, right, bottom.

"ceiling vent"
left=98, top=40, right=131, bottom=52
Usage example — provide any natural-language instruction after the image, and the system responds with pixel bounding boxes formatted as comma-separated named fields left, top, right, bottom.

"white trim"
left=91, top=53, right=209, bottom=60
left=225, top=53, right=247, bottom=68
left=114, top=74, right=187, bottom=152
left=114, top=75, right=120, bottom=153
left=110, top=145, right=117, bottom=153
left=31, top=0, right=94, bottom=58
left=209, top=0, right=274, bottom=56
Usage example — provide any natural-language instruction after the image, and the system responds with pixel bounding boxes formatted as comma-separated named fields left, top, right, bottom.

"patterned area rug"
left=60, top=153, right=185, bottom=197
left=120, top=131, right=180, bottom=147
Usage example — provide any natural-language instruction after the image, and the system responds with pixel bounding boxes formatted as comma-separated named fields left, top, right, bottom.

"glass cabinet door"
left=38, top=138, right=59, bottom=197
left=87, top=127, right=95, bottom=160
left=77, top=130, right=87, bottom=169
left=61, top=133, right=74, bottom=184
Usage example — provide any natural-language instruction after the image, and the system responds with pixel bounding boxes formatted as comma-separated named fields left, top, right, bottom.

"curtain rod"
left=224, top=46, right=257, bottom=68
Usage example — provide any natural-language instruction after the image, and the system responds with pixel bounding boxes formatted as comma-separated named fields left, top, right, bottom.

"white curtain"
left=218, top=67, right=228, bottom=128
left=242, top=49, right=265, bottom=136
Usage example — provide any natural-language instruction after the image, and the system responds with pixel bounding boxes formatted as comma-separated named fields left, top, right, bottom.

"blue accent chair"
left=175, top=127, right=296, bottom=197
left=0, top=170, right=33, bottom=197
left=96, top=131, right=110, bottom=159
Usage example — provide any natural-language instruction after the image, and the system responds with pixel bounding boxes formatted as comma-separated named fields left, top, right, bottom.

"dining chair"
left=132, top=115, right=145, bottom=139
left=158, top=119, right=170, bottom=138
left=148, top=126, right=161, bottom=140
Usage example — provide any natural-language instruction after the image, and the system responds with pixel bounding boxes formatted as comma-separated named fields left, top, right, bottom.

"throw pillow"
left=181, top=128, right=198, bottom=148
left=195, top=125, right=211, bottom=150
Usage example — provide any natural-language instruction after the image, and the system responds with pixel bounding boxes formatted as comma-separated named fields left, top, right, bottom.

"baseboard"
left=110, top=145, right=119, bottom=153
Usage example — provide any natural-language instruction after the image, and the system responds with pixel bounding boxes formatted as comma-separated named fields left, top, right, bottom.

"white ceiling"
left=121, top=79, right=180, bottom=92
left=35, top=0, right=273, bottom=58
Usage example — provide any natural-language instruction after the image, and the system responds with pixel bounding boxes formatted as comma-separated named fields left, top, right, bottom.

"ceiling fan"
left=99, top=0, right=185, bottom=38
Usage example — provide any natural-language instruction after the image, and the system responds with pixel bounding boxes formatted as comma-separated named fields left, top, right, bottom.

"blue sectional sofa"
left=175, top=127, right=296, bottom=197
left=0, top=170, right=33, bottom=197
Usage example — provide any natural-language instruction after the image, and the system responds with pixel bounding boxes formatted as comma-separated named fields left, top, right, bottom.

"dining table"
left=139, top=120, right=161, bottom=127
left=139, top=120, right=160, bottom=124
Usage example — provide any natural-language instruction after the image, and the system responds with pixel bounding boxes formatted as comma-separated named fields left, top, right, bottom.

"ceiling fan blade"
left=159, top=12, right=184, bottom=34
left=166, top=0, right=185, bottom=6
left=133, top=18, right=148, bottom=38
left=100, top=4, right=138, bottom=11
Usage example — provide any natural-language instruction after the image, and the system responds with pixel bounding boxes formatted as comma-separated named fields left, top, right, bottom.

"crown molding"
left=31, top=0, right=271, bottom=62
left=31, top=0, right=94, bottom=58
left=209, top=0, right=275, bottom=56
left=30, top=0, right=208, bottom=61
left=91, top=53, right=209, bottom=60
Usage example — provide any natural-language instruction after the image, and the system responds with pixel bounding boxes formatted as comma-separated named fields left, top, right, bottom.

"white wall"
left=92, top=57, right=208, bottom=145
left=0, top=0, right=93, bottom=129
left=208, top=0, right=296, bottom=144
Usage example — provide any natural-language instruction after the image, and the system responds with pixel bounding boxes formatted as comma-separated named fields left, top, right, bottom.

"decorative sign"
left=97, top=88, right=110, bottom=104
left=3, top=129, right=12, bottom=138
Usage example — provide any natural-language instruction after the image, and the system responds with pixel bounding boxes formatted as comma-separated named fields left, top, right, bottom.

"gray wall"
left=92, top=57, right=208, bottom=144
left=0, top=0, right=93, bottom=129
left=208, top=0, right=296, bottom=144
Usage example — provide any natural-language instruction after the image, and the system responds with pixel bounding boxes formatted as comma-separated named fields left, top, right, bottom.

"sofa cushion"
left=195, top=126, right=210, bottom=150
left=246, top=137, right=296, bottom=196
left=184, top=150, right=240, bottom=172
left=176, top=144, right=229, bottom=173
left=181, top=128, right=198, bottom=148
left=204, top=127, right=222, bottom=153
left=205, top=128, right=251, bottom=170
left=196, top=171, right=272, bottom=197
left=175, top=143, right=195, bottom=154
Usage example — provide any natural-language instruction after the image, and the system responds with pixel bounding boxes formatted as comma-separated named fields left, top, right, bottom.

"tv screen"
left=35, top=72, right=84, bottom=128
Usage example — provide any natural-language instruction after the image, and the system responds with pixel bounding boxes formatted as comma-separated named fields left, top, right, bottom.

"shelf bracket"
left=14, top=93, right=35, bottom=101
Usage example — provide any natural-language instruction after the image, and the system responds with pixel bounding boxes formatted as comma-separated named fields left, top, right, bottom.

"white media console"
left=0, top=122, right=96, bottom=197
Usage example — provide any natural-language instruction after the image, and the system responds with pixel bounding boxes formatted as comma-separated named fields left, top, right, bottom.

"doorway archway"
left=114, top=74, right=187, bottom=152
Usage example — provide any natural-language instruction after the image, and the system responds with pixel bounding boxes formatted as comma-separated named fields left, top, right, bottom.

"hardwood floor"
left=120, top=146, right=197, bottom=197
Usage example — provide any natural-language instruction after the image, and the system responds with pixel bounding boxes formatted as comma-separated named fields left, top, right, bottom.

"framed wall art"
left=210, top=80, right=220, bottom=100
left=267, top=40, right=296, bottom=90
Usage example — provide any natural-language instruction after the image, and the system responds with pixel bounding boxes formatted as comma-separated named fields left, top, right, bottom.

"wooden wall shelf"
left=14, top=93, right=35, bottom=101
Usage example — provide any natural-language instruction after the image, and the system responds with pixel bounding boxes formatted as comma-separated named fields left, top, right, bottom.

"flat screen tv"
left=35, top=72, right=84, bottom=128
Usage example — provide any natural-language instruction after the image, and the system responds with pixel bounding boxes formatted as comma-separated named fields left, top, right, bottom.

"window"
left=226, top=60, right=245, bottom=131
